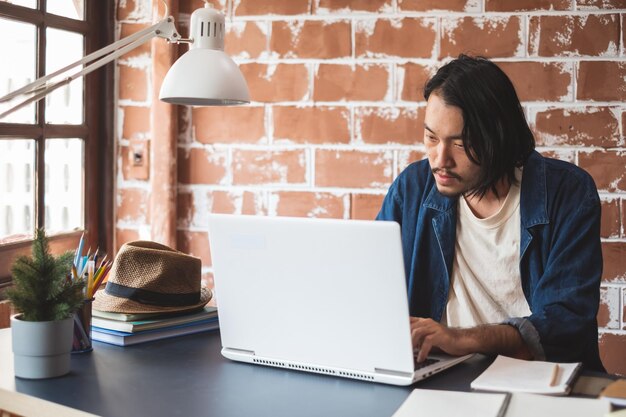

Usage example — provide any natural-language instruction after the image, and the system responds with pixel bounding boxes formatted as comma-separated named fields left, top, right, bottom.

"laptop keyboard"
left=413, top=357, right=440, bottom=370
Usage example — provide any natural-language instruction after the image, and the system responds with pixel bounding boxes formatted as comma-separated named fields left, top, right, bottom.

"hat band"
left=104, top=282, right=200, bottom=307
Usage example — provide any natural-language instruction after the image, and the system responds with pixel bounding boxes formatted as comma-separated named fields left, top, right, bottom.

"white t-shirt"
left=443, top=169, right=531, bottom=328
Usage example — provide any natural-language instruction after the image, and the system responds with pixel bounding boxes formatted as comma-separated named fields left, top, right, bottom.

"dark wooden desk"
left=0, top=328, right=501, bottom=417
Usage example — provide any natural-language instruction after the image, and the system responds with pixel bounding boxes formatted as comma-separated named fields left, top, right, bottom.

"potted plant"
left=5, top=228, right=85, bottom=379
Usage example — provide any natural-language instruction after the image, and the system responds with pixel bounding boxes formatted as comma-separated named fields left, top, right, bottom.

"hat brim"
left=93, top=287, right=212, bottom=314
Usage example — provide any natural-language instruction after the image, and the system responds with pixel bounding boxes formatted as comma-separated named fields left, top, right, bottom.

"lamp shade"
left=159, top=4, right=249, bottom=106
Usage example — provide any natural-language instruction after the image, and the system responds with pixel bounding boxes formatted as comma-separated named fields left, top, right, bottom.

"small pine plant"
left=5, top=229, right=85, bottom=322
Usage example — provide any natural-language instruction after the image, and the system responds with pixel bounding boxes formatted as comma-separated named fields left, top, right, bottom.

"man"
left=377, top=55, right=604, bottom=371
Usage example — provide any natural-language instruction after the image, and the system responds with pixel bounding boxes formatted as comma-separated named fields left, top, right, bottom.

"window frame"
left=0, top=0, right=113, bottom=285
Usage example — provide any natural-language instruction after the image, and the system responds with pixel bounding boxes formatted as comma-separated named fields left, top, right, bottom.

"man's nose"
left=434, top=142, right=453, bottom=168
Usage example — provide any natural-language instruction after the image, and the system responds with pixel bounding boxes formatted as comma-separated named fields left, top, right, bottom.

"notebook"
left=392, top=389, right=611, bottom=417
left=207, top=214, right=472, bottom=386
left=470, top=356, right=582, bottom=396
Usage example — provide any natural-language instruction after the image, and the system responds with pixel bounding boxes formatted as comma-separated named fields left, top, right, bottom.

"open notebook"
left=208, top=214, right=472, bottom=386
left=392, top=389, right=611, bottom=417
left=470, top=356, right=582, bottom=396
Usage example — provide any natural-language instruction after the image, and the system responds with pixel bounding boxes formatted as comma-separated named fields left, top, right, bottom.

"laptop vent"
left=337, top=371, right=374, bottom=381
left=253, top=358, right=286, bottom=367
left=252, top=359, right=374, bottom=380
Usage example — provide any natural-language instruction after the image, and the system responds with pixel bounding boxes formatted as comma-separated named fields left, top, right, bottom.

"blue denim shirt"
left=376, top=151, right=604, bottom=371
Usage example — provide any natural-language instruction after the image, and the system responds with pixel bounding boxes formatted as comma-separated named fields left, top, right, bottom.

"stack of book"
left=91, top=306, right=219, bottom=346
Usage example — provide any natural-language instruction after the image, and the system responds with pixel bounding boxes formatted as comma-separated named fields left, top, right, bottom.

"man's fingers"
left=417, top=337, right=433, bottom=362
left=411, top=325, right=429, bottom=349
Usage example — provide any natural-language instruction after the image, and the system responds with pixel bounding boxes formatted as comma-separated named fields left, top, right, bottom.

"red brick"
left=214, top=190, right=265, bottom=215
left=178, top=148, right=228, bottom=185
left=623, top=14, right=626, bottom=55
left=271, top=191, right=346, bottom=218
left=399, top=63, right=432, bottom=102
left=178, top=191, right=265, bottom=228
left=601, top=242, right=626, bottom=282
left=601, top=199, right=621, bottom=238
left=225, top=22, right=267, bottom=59
left=440, top=16, right=523, bottom=59
left=120, top=143, right=150, bottom=181
left=119, top=23, right=151, bottom=60
left=315, top=150, right=393, bottom=188
left=177, top=230, right=211, bottom=267
left=577, top=61, right=626, bottom=101
left=271, top=20, right=351, bottom=59
left=497, top=62, right=572, bottom=102
left=242, top=63, right=309, bottom=102
left=577, top=0, right=626, bottom=8
left=273, top=106, right=350, bottom=144
left=356, top=18, right=436, bottom=59
left=398, top=150, right=425, bottom=173
left=578, top=151, right=626, bottom=192
left=351, top=194, right=384, bottom=220
left=190, top=190, right=266, bottom=221
left=529, top=15, right=619, bottom=57
left=115, top=228, right=141, bottom=253
left=599, top=333, right=626, bottom=375
left=117, top=188, right=149, bottom=223
left=232, top=149, right=307, bottom=185
left=399, top=0, right=478, bottom=11
left=533, top=107, right=619, bottom=148
left=192, top=106, right=265, bottom=144
left=623, top=112, right=626, bottom=142
left=598, top=286, right=621, bottom=329
left=356, top=107, right=423, bottom=145
left=486, top=0, right=572, bottom=10
left=234, top=0, right=311, bottom=15
left=314, top=64, right=390, bottom=102
left=315, top=0, right=391, bottom=12
left=117, top=0, right=137, bottom=20
left=118, top=65, right=148, bottom=102
left=122, top=106, right=150, bottom=140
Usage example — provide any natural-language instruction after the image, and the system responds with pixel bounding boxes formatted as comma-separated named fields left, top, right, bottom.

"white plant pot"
left=11, top=314, right=74, bottom=379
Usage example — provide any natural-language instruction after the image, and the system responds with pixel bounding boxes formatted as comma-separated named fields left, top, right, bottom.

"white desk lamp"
left=0, top=2, right=249, bottom=119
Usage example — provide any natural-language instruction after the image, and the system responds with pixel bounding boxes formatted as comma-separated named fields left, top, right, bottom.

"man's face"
left=423, top=92, right=481, bottom=197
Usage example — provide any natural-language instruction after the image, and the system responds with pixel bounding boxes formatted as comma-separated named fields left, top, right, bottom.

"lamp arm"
left=0, top=17, right=182, bottom=119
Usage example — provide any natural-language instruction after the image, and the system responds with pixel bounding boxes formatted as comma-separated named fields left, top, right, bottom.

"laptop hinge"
left=374, top=368, right=414, bottom=378
left=224, top=347, right=255, bottom=356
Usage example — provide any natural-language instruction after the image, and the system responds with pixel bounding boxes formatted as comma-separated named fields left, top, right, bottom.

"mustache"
left=432, top=168, right=461, bottom=180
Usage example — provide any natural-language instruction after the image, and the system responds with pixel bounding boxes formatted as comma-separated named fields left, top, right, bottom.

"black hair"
left=423, top=54, right=535, bottom=199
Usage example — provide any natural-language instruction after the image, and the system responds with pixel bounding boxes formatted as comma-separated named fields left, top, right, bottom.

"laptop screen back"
left=208, top=214, right=415, bottom=375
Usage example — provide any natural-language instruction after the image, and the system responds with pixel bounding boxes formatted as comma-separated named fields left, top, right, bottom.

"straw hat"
left=93, top=241, right=211, bottom=314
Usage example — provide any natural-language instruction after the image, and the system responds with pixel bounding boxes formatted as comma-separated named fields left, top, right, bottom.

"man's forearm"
left=455, top=324, right=533, bottom=359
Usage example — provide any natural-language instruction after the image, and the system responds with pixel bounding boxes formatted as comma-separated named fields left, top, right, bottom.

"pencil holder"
left=72, top=298, right=94, bottom=353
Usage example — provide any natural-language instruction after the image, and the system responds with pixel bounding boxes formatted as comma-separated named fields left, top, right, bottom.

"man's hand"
left=410, top=317, right=533, bottom=362
left=410, top=317, right=472, bottom=362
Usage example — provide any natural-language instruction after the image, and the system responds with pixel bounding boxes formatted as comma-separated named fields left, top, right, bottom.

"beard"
left=431, top=168, right=478, bottom=198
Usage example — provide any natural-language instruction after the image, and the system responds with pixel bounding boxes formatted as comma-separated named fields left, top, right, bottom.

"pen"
left=549, top=364, right=559, bottom=386
left=74, top=232, right=85, bottom=267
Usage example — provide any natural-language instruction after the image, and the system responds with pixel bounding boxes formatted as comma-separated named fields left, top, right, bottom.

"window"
left=0, top=1, right=113, bottom=281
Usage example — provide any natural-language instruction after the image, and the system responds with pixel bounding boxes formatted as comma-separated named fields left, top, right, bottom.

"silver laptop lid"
left=208, top=214, right=415, bottom=377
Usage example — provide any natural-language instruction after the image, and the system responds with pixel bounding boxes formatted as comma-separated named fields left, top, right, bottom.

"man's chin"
left=435, top=184, right=463, bottom=197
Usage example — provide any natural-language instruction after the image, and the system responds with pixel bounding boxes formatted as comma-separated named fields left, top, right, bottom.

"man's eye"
left=454, top=142, right=464, bottom=149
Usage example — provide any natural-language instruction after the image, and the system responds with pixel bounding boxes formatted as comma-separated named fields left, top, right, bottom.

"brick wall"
left=116, top=0, right=626, bottom=374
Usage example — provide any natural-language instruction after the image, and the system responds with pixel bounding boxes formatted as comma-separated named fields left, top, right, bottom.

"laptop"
left=207, top=214, right=472, bottom=386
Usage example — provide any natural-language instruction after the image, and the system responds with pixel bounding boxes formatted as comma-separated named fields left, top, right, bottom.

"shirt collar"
left=422, top=150, right=549, bottom=227
left=520, top=151, right=549, bottom=228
